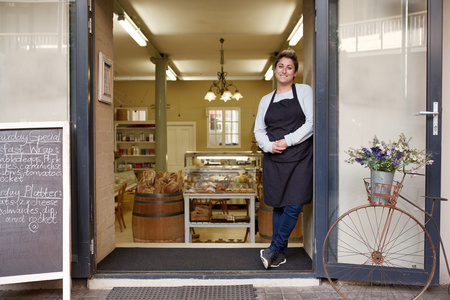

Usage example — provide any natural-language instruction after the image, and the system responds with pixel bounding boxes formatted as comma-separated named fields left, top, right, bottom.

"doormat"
left=97, top=247, right=312, bottom=271
left=105, top=284, right=255, bottom=300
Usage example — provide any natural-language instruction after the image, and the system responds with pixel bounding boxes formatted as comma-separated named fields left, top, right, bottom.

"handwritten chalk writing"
left=5, top=215, right=25, bottom=223
left=0, top=131, right=28, bottom=143
left=0, top=171, right=25, bottom=183
left=0, top=128, right=63, bottom=236
left=0, top=187, right=20, bottom=196
left=28, top=130, right=61, bottom=143
left=24, top=185, right=62, bottom=198
left=0, top=204, right=39, bottom=215
left=0, top=196, right=60, bottom=207
left=28, top=207, right=58, bottom=233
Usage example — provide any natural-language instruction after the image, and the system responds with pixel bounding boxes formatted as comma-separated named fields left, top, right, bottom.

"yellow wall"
left=114, top=80, right=274, bottom=151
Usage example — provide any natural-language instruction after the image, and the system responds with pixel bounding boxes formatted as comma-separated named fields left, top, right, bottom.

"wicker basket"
left=190, top=210, right=211, bottom=221
left=190, top=204, right=212, bottom=221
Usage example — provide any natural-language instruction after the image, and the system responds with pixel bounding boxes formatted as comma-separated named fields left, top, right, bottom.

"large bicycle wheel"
left=323, top=204, right=436, bottom=300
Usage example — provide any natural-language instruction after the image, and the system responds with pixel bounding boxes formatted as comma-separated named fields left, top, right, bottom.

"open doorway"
left=97, top=0, right=316, bottom=274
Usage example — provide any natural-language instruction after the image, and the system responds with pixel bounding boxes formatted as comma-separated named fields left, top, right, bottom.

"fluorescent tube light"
left=166, top=67, right=177, bottom=81
left=117, top=12, right=148, bottom=47
left=288, top=15, right=304, bottom=46
left=264, top=65, right=273, bottom=81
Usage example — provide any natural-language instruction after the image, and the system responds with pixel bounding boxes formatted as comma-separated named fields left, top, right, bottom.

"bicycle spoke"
left=323, top=204, right=436, bottom=300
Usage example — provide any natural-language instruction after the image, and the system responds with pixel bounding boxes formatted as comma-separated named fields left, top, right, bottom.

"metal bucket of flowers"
left=345, top=133, right=433, bottom=206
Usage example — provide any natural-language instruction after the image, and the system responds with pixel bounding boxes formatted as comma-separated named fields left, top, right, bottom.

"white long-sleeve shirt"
left=254, top=83, right=313, bottom=153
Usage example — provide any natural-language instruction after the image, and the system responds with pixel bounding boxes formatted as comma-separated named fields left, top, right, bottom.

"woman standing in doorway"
left=254, top=49, right=313, bottom=269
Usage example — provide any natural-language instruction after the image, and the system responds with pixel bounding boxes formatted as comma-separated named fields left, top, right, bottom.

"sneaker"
left=260, top=248, right=277, bottom=269
left=270, top=253, right=286, bottom=268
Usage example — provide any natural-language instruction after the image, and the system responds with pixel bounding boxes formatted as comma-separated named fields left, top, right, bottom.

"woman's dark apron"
left=263, top=85, right=313, bottom=207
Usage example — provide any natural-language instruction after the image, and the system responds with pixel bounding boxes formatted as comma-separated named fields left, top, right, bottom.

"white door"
left=167, top=122, right=196, bottom=173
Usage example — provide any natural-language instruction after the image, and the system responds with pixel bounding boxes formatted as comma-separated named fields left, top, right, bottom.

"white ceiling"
left=112, top=0, right=304, bottom=81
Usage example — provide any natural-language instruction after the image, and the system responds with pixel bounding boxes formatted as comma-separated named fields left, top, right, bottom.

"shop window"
left=207, top=108, right=240, bottom=148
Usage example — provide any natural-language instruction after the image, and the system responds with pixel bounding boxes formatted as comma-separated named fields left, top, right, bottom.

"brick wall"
left=94, top=0, right=115, bottom=263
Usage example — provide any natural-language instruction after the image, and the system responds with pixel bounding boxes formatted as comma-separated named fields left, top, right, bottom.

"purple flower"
left=363, top=148, right=371, bottom=156
left=393, top=160, right=400, bottom=165
left=355, top=158, right=364, bottom=165
left=396, top=152, right=403, bottom=159
left=376, top=152, right=385, bottom=160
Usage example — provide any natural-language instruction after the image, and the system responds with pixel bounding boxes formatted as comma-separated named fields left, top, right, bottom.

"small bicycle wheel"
left=323, top=204, right=436, bottom=300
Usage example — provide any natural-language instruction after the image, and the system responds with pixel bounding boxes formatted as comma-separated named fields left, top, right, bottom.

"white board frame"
left=98, top=51, right=113, bottom=104
left=0, top=121, right=71, bottom=300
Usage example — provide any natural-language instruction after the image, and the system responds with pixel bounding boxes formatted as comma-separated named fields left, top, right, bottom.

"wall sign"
left=0, top=122, right=70, bottom=299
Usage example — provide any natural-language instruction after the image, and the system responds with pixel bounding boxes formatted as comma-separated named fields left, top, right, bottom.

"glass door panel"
left=336, top=0, right=427, bottom=237
left=321, top=0, right=441, bottom=285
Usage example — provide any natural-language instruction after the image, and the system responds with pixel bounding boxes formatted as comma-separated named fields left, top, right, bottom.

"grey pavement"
left=0, top=281, right=449, bottom=299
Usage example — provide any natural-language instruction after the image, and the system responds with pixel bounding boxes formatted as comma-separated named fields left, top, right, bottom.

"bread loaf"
left=137, top=170, right=182, bottom=194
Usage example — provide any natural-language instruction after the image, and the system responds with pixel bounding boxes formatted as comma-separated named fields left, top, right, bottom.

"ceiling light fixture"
left=264, top=65, right=273, bottom=81
left=288, top=15, right=304, bottom=46
left=117, top=12, right=148, bottom=47
left=204, top=38, right=243, bottom=102
left=166, top=66, right=177, bottom=81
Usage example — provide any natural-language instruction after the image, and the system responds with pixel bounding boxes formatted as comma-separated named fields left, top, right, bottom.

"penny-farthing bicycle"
left=322, top=172, right=450, bottom=300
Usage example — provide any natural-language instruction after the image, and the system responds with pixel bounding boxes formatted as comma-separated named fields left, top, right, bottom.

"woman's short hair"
left=275, top=49, right=298, bottom=71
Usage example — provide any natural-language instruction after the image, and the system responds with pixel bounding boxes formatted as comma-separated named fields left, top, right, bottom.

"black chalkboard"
left=0, top=126, right=65, bottom=278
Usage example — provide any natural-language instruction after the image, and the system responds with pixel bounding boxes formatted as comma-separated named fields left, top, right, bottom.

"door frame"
left=70, top=0, right=95, bottom=278
left=314, top=0, right=443, bottom=285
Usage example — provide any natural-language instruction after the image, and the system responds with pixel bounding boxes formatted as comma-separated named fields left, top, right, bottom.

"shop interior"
left=100, top=0, right=314, bottom=273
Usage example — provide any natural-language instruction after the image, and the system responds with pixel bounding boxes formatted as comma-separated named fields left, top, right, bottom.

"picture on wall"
left=98, top=51, right=113, bottom=104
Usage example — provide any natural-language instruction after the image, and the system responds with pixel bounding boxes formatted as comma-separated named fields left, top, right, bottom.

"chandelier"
left=204, top=38, right=243, bottom=102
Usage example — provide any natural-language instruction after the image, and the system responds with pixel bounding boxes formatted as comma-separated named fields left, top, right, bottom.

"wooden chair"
left=115, top=181, right=127, bottom=232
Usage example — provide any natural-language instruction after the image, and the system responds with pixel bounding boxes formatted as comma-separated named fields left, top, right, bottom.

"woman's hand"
left=272, top=139, right=287, bottom=154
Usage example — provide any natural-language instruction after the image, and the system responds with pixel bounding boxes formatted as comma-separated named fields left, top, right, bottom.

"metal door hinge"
left=88, top=18, right=92, bottom=34
left=90, top=239, right=94, bottom=255
left=315, top=16, right=317, bottom=33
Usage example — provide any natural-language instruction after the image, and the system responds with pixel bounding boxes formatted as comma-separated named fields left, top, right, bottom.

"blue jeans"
left=268, top=205, right=303, bottom=254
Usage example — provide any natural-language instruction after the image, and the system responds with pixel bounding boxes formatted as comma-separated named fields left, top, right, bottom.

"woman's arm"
left=284, top=84, right=314, bottom=146
left=254, top=92, right=274, bottom=153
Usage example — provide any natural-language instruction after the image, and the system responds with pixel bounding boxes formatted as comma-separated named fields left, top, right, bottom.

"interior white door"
left=167, top=122, right=196, bottom=173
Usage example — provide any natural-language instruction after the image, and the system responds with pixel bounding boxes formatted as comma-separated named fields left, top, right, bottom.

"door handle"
left=415, top=111, right=438, bottom=115
left=415, top=102, right=439, bottom=135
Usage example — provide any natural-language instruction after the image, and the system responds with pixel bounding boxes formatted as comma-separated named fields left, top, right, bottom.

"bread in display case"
left=184, top=166, right=256, bottom=194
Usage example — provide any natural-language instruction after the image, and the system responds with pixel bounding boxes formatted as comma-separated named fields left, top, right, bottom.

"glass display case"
left=184, top=151, right=262, bottom=168
left=183, top=152, right=262, bottom=243
left=184, top=165, right=256, bottom=194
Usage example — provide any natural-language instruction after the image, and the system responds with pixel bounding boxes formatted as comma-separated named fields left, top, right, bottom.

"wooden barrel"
left=132, top=191, right=185, bottom=243
left=258, top=197, right=302, bottom=243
